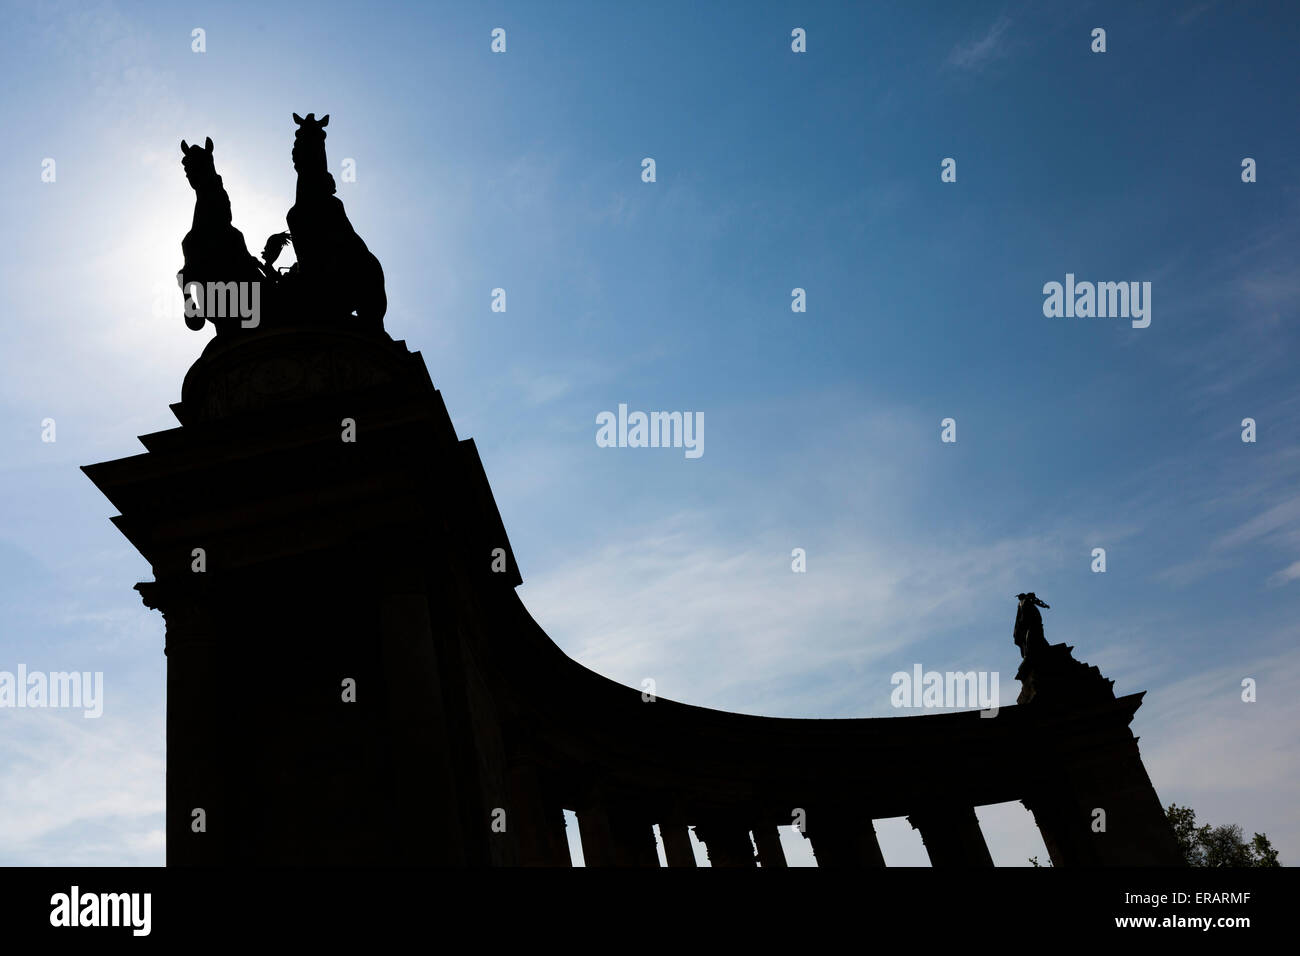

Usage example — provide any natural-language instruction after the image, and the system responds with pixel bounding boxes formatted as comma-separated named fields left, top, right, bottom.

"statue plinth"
left=83, top=331, right=522, bottom=864
left=1015, top=642, right=1115, bottom=707
left=177, top=324, right=409, bottom=425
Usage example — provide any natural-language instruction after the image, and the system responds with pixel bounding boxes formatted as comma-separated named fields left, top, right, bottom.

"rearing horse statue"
left=178, top=137, right=266, bottom=333
left=285, top=113, right=387, bottom=328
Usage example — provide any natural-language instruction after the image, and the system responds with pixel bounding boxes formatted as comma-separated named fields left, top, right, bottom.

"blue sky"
left=0, top=0, right=1297, bottom=866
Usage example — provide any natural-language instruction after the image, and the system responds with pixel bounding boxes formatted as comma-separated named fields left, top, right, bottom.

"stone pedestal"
left=1015, top=642, right=1183, bottom=865
left=84, top=328, right=522, bottom=865
left=1021, top=696, right=1185, bottom=865
left=1016, top=642, right=1115, bottom=707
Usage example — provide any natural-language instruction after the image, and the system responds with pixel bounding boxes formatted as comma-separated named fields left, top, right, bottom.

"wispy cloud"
left=1217, top=495, right=1300, bottom=552
left=948, top=17, right=1012, bottom=71
left=0, top=708, right=164, bottom=865
left=521, top=509, right=1070, bottom=719
left=1178, top=1, right=1218, bottom=26
left=1268, top=560, right=1300, bottom=587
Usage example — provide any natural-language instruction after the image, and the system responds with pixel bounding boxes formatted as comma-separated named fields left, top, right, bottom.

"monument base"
left=1015, top=642, right=1115, bottom=707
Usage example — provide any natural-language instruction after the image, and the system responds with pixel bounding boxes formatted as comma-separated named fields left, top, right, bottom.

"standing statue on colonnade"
left=1013, top=592, right=1051, bottom=660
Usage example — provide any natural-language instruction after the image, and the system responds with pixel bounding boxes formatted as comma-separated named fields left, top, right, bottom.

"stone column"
left=145, top=582, right=226, bottom=866
left=507, top=760, right=572, bottom=866
left=1022, top=787, right=1079, bottom=866
left=1024, top=731, right=1184, bottom=865
left=907, top=805, right=994, bottom=866
left=577, top=801, right=659, bottom=866
left=576, top=805, right=616, bottom=867
left=801, top=806, right=887, bottom=867
left=378, top=588, right=475, bottom=864
left=659, top=822, right=698, bottom=867
left=693, top=823, right=756, bottom=867
left=753, top=823, right=788, bottom=867
left=608, top=810, right=660, bottom=867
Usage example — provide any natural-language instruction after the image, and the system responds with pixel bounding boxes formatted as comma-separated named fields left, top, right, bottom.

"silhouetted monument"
left=179, top=137, right=267, bottom=333
left=1013, top=594, right=1119, bottom=709
left=177, top=114, right=385, bottom=336
left=82, top=114, right=1183, bottom=867
left=286, top=113, right=387, bottom=330
left=1013, top=592, right=1050, bottom=658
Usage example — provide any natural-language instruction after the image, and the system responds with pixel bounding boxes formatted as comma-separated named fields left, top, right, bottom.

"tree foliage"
left=1029, top=805, right=1280, bottom=867
left=1166, top=804, right=1280, bottom=867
